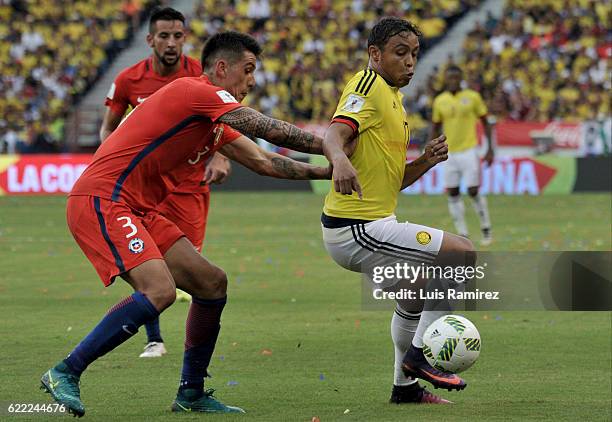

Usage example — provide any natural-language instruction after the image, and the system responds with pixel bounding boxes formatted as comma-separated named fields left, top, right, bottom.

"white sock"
left=391, top=306, right=420, bottom=386
left=470, top=194, right=491, bottom=230
left=412, top=310, right=446, bottom=348
left=448, top=196, right=468, bottom=236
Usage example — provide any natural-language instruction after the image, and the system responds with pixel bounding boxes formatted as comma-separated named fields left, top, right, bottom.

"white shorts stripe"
left=322, top=215, right=444, bottom=289
left=352, top=224, right=435, bottom=263
left=357, top=224, right=438, bottom=259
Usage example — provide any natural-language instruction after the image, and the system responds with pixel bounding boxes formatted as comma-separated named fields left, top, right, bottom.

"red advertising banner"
left=492, top=121, right=582, bottom=149
left=0, top=154, right=92, bottom=195
left=301, top=121, right=583, bottom=149
left=402, top=156, right=574, bottom=195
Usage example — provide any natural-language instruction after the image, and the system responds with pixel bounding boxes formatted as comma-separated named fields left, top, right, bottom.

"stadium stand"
left=188, top=0, right=480, bottom=123
left=0, top=0, right=160, bottom=153
left=411, top=0, right=610, bottom=124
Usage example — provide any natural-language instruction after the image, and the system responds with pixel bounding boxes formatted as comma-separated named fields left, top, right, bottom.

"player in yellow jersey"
left=322, top=17, right=475, bottom=404
left=431, top=65, right=494, bottom=245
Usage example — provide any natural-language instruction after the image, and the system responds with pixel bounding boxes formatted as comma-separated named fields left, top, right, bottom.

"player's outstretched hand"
left=204, top=153, right=232, bottom=185
left=332, top=158, right=362, bottom=199
left=424, top=134, right=448, bottom=166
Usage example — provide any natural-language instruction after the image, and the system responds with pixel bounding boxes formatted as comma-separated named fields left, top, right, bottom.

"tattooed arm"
left=219, top=136, right=331, bottom=180
left=218, top=107, right=323, bottom=154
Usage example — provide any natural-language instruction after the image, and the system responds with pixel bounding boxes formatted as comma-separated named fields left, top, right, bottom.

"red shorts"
left=157, top=191, right=210, bottom=252
left=67, top=195, right=184, bottom=286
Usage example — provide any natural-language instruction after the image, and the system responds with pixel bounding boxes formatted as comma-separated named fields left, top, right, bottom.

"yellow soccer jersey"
left=432, top=89, right=487, bottom=153
left=324, top=69, right=409, bottom=220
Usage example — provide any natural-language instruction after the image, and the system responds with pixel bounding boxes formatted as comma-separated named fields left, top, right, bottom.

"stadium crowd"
left=2, top=0, right=609, bottom=154
left=0, top=0, right=160, bottom=153
left=187, top=0, right=480, bottom=123
left=410, top=0, right=610, bottom=132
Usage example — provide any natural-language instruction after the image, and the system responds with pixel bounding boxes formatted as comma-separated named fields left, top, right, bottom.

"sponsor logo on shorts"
left=416, top=231, right=432, bottom=245
left=128, top=237, right=145, bottom=254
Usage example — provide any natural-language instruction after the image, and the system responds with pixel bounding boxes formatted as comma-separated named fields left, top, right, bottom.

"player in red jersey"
left=41, top=31, right=330, bottom=417
left=100, top=7, right=230, bottom=359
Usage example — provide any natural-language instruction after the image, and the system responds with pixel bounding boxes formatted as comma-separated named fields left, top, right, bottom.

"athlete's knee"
left=447, top=187, right=460, bottom=197
left=467, top=186, right=479, bottom=197
left=143, top=283, right=176, bottom=311
left=189, top=264, right=227, bottom=298
left=206, top=266, right=228, bottom=296
left=456, top=236, right=476, bottom=267
left=439, top=233, right=476, bottom=267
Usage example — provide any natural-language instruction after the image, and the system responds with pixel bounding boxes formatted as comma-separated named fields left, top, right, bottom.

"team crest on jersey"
left=128, top=238, right=145, bottom=254
left=416, top=231, right=431, bottom=245
left=216, top=90, right=237, bottom=103
left=461, top=98, right=470, bottom=105
left=342, top=94, right=365, bottom=113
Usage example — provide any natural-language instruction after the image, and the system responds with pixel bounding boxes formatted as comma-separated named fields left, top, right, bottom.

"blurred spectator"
left=413, top=0, right=611, bottom=122
left=189, top=0, right=480, bottom=122
left=0, top=0, right=160, bottom=153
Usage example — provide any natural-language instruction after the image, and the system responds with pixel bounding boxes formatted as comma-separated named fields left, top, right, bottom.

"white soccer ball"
left=422, top=315, right=481, bottom=373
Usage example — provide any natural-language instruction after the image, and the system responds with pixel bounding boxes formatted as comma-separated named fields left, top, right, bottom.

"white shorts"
left=443, top=147, right=481, bottom=189
left=322, top=215, right=444, bottom=289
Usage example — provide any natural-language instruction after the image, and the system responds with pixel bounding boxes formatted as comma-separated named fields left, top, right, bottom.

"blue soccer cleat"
left=40, top=362, right=85, bottom=417
left=171, top=388, right=245, bottom=413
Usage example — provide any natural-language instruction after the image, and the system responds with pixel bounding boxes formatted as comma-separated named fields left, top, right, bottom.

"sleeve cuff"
left=331, top=115, right=359, bottom=135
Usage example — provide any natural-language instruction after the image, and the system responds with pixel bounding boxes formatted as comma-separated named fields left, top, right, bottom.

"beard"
left=156, top=50, right=180, bottom=67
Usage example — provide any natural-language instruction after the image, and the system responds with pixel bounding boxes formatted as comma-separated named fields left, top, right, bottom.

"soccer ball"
left=422, top=315, right=481, bottom=373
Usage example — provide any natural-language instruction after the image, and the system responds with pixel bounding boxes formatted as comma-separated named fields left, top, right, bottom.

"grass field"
left=0, top=193, right=610, bottom=421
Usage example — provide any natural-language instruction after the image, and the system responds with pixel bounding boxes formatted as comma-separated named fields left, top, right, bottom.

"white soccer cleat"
left=481, top=228, right=493, bottom=246
left=139, top=342, right=167, bottom=358
left=176, top=289, right=192, bottom=303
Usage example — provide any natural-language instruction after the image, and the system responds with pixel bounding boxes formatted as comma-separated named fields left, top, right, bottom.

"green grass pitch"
left=0, top=193, right=610, bottom=421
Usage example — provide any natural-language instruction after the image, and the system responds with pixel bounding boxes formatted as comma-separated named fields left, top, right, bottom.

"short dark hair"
left=367, top=17, right=422, bottom=51
left=149, top=6, right=185, bottom=34
left=446, top=64, right=463, bottom=74
left=201, top=31, right=262, bottom=70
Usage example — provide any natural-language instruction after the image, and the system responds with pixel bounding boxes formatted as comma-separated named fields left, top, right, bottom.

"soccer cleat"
left=139, top=341, right=167, bottom=358
left=176, top=289, right=192, bottom=303
left=402, top=345, right=466, bottom=391
left=40, top=363, right=85, bottom=417
left=171, top=388, right=246, bottom=413
left=481, top=228, right=493, bottom=246
left=390, top=383, right=452, bottom=404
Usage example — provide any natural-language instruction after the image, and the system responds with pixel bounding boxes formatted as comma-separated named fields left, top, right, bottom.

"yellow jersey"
left=324, top=69, right=409, bottom=220
left=432, top=89, right=487, bottom=153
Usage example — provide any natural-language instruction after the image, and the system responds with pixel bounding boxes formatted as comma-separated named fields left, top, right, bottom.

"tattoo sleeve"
left=218, top=107, right=322, bottom=154
left=266, top=156, right=328, bottom=180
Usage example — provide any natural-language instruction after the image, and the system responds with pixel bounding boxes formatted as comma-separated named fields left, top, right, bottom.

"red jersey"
left=75, top=75, right=242, bottom=211
left=104, top=55, right=209, bottom=194
left=105, top=55, right=202, bottom=116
